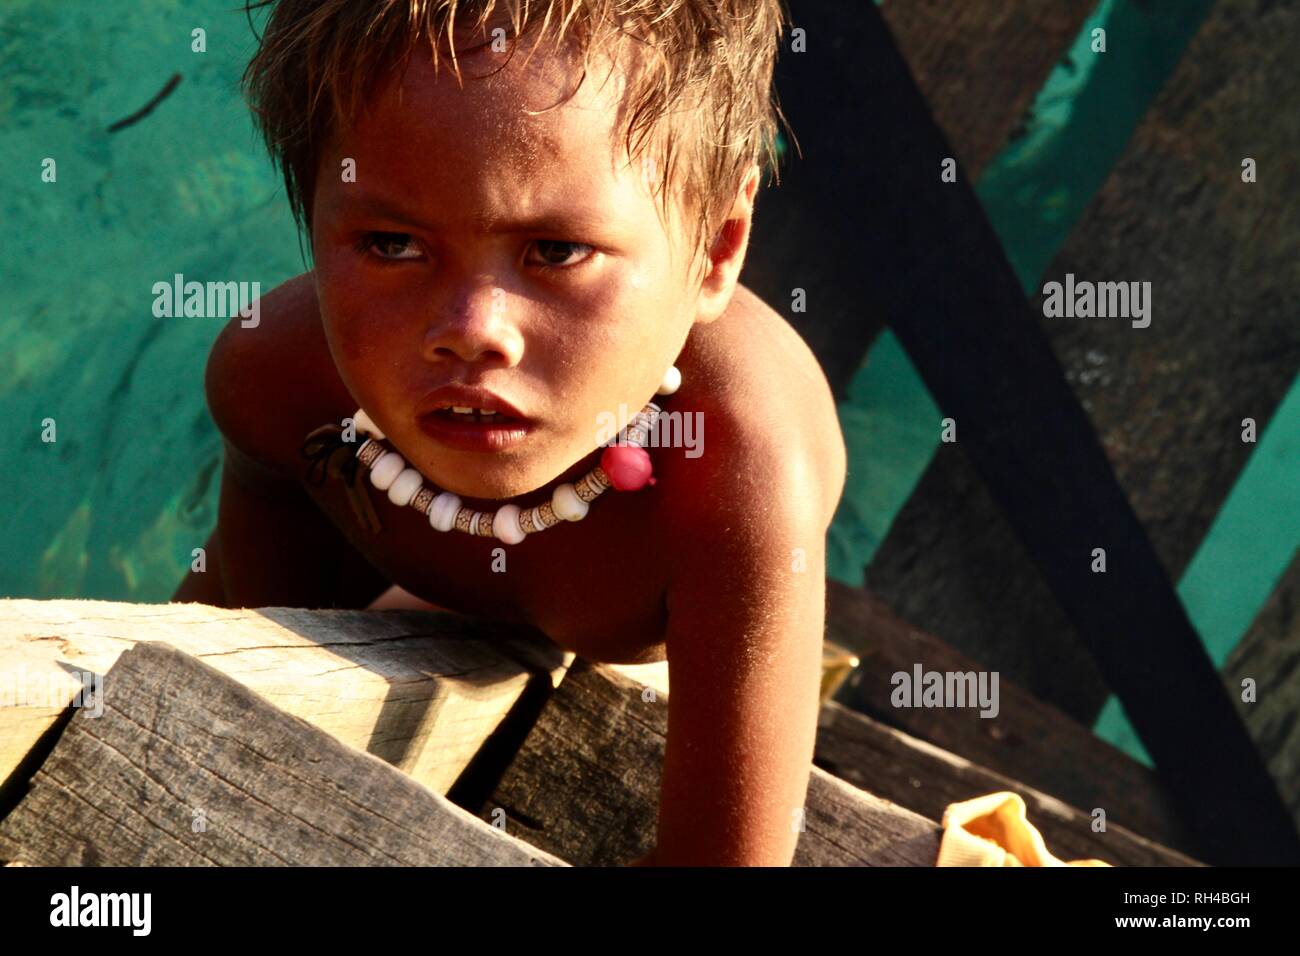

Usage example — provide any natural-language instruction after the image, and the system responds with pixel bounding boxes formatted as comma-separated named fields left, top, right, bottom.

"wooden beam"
left=0, top=642, right=565, bottom=866
left=0, top=599, right=569, bottom=797
left=815, top=700, right=1201, bottom=866
left=826, top=581, right=1196, bottom=852
left=474, top=658, right=941, bottom=866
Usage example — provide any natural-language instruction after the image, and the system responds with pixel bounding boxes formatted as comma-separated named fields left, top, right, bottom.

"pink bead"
left=601, top=445, right=655, bottom=491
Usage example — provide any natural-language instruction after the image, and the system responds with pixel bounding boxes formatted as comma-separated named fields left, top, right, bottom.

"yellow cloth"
left=936, top=791, right=1113, bottom=867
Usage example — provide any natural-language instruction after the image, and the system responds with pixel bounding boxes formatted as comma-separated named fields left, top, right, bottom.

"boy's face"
left=311, top=36, right=717, bottom=503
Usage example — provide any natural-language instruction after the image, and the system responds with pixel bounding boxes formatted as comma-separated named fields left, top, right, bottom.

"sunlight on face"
left=310, top=32, right=700, bottom=502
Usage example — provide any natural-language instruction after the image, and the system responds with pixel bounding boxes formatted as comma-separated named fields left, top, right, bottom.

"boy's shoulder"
left=204, top=271, right=350, bottom=483
left=662, top=284, right=847, bottom=534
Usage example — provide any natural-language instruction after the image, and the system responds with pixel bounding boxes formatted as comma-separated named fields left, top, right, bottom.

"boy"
left=173, top=0, right=846, bottom=866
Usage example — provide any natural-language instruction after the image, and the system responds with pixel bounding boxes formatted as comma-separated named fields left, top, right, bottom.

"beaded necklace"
left=301, top=365, right=680, bottom=545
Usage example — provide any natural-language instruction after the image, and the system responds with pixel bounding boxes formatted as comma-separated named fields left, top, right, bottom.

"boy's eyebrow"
left=341, top=191, right=614, bottom=235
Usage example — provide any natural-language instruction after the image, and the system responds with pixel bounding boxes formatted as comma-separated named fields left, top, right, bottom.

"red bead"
left=601, top=445, right=654, bottom=491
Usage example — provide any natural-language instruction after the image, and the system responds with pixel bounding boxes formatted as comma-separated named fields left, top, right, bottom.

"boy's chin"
left=418, top=460, right=574, bottom=507
left=419, top=473, right=538, bottom=505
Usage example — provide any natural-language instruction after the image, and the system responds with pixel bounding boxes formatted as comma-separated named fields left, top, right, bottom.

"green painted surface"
left=825, top=331, right=939, bottom=585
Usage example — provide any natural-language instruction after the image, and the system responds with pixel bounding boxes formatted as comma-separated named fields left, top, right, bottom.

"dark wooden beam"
left=1225, top=549, right=1300, bottom=834
left=867, top=0, right=1300, bottom=730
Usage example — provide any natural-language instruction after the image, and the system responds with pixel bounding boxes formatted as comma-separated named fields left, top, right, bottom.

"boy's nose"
left=421, top=280, right=524, bottom=368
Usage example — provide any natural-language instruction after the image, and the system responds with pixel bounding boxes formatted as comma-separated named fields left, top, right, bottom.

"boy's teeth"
left=439, top=405, right=505, bottom=421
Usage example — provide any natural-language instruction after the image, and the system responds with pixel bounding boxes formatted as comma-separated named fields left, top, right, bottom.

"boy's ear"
left=692, top=163, right=761, bottom=325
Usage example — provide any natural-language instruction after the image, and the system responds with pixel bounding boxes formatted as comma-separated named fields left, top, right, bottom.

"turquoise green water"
left=2, top=1, right=1294, bottom=771
left=0, top=0, right=302, bottom=599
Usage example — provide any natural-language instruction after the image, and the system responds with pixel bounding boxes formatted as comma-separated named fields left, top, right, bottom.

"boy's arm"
left=642, top=462, right=827, bottom=866
left=170, top=439, right=389, bottom=609
left=171, top=305, right=390, bottom=610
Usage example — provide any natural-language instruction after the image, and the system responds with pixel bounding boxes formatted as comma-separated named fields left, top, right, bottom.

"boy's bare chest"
left=303, top=467, right=673, bottom=664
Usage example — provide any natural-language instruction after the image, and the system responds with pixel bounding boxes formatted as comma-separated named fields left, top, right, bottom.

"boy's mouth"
left=418, top=398, right=535, bottom=455
left=417, top=385, right=529, bottom=422
left=416, top=389, right=533, bottom=453
left=417, top=407, right=532, bottom=453
left=430, top=406, right=513, bottom=424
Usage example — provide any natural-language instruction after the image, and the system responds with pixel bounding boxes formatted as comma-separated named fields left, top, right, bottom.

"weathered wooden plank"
left=0, top=599, right=569, bottom=797
left=814, top=700, right=1202, bottom=866
left=477, top=658, right=941, bottom=866
left=0, top=642, right=565, bottom=866
left=827, top=580, right=1197, bottom=854
left=880, top=0, right=1095, bottom=175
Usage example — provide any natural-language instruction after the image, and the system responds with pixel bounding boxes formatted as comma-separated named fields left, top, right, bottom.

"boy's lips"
left=417, top=384, right=530, bottom=420
left=415, top=385, right=534, bottom=453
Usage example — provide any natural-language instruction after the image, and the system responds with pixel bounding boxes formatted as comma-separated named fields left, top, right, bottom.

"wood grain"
left=0, top=642, right=565, bottom=866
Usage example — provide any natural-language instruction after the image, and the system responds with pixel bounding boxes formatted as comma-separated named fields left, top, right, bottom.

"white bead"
left=494, top=504, right=526, bottom=544
left=353, top=408, right=385, bottom=440
left=656, top=365, right=681, bottom=396
left=369, top=452, right=405, bottom=490
left=428, top=492, right=461, bottom=532
left=388, top=468, right=424, bottom=506
left=551, top=482, right=589, bottom=521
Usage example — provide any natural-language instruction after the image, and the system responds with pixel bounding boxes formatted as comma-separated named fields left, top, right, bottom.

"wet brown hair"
left=242, top=0, right=789, bottom=278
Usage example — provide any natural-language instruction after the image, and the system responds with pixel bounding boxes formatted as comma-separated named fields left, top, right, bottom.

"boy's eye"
left=357, top=233, right=593, bottom=268
left=527, top=240, right=594, bottom=268
left=361, top=232, right=422, bottom=260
